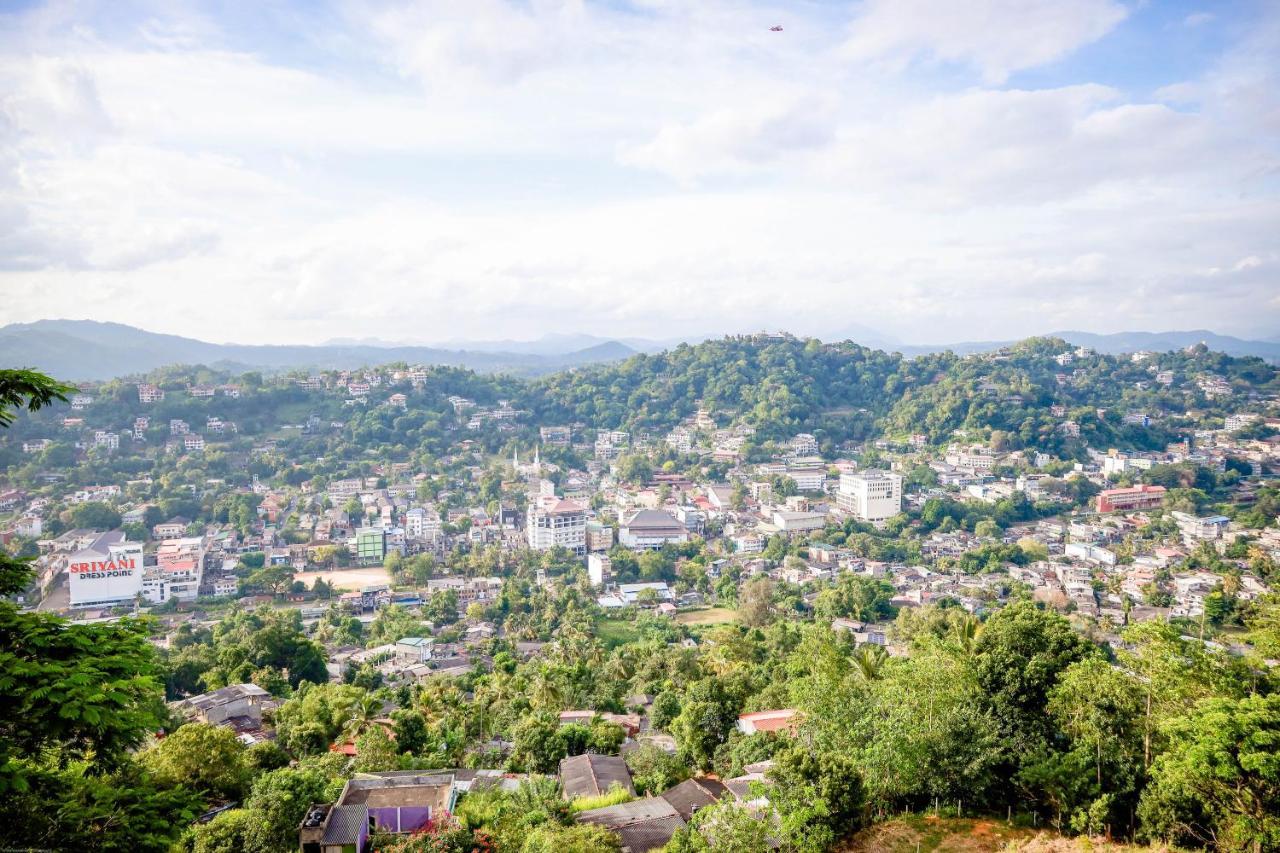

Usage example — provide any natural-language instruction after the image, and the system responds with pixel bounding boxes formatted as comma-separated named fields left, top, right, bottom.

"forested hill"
left=528, top=334, right=1279, bottom=452
left=530, top=336, right=911, bottom=440
left=5, top=334, right=1276, bottom=468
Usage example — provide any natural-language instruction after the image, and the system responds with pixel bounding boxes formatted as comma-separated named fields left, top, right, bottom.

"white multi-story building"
left=137, top=384, right=165, bottom=403
left=836, top=470, right=903, bottom=527
left=526, top=495, right=587, bottom=556
left=666, top=427, right=693, bottom=454
left=786, top=463, right=827, bottom=493
left=1225, top=413, right=1259, bottom=432
left=93, top=430, right=119, bottom=450
left=945, top=446, right=997, bottom=472
left=789, top=433, right=819, bottom=456
left=587, top=554, right=612, bottom=587
left=145, top=536, right=208, bottom=603
left=405, top=506, right=441, bottom=542
left=67, top=531, right=144, bottom=609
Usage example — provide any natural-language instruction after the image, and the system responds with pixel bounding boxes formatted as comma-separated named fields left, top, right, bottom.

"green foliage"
left=567, top=784, right=634, bottom=813
left=2, top=759, right=202, bottom=853
left=163, top=608, right=327, bottom=695
left=69, top=500, right=123, bottom=530
left=0, top=607, right=167, bottom=791
left=671, top=679, right=741, bottom=771
left=972, top=601, right=1097, bottom=759
left=273, top=682, right=366, bottom=756
left=353, top=724, right=402, bottom=772
left=241, top=758, right=345, bottom=850
left=0, top=368, right=73, bottom=426
left=519, top=823, right=621, bottom=852
left=142, top=723, right=251, bottom=801
left=1138, top=694, right=1280, bottom=852
left=625, top=742, right=690, bottom=795
left=667, top=798, right=775, bottom=852
left=183, top=808, right=266, bottom=853
left=813, top=574, right=896, bottom=622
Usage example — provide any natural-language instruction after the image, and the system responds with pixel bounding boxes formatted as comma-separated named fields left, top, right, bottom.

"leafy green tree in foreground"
left=0, top=369, right=165, bottom=784
left=1138, top=694, right=1280, bottom=853
left=0, top=368, right=203, bottom=852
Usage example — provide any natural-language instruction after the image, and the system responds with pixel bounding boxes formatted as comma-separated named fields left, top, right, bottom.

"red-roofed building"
left=1096, top=485, right=1166, bottom=513
left=737, top=709, right=800, bottom=735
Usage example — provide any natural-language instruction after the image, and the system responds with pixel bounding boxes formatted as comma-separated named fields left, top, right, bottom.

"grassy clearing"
left=594, top=618, right=643, bottom=648
left=568, top=785, right=634, bottom=814
left=840, top=816, right=1166, bottom=853
left=675, top=607, right=738, bottom=625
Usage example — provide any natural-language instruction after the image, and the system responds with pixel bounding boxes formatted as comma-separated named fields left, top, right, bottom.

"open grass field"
left=675, top=606, right=738, bottom=625
left=840, top=816, right=1161, bottom=853
left=293, top=566, right=391, bottom=591
left=594, top=618, right=643, bottom=648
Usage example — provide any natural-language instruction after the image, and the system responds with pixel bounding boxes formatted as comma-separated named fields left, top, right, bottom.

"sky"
left=0, top=0, right=1277, bottom=347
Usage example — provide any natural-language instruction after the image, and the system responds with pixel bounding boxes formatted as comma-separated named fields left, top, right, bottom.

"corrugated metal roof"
left=617, top=815, right=686, bottom=853
left=321, top=804, right=367, bottom=844
left=577, top=798, right=686, bottom=853
left=559, top=753, right=634, bottom=799
left=660, top=778, right=728, bottom=821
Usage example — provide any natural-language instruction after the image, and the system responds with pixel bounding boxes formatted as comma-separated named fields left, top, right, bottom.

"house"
left=300, top=770, right=523, bottom=853
left=736, top=708, right=799, bottom=735
left=170, top=683, right=274, bottom=726
left=771, top=510, right=827, bottom=533
left=575, top=796, right=686, bottom=853
left=395, top=637, right=434, bottom=664
left=154, top=517, right=190, bottom=538
left=559, top=753, right=635, bottom=799
left=137, top=383, right=165, bottom=403
left=612, top=582, right=674, bottom=606
left=558, top=711, right=642, bottom=738
left=659, top=777, right=729, bottom=822
left=789, top=433, right=819, bottom=456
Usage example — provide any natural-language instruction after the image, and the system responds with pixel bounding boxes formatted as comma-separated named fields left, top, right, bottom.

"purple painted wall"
left=368, top=806, right=432, bottom=834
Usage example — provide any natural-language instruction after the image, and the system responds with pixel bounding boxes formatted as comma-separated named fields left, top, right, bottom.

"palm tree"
left=604, top=651, right=635, bottom=684
left=531, top=670, right=563, bottom=711
left=951, top=613, right=981, bottom=656
left=852, top=643, right=888, bottom=681
left=342, top=694, right=383, bottom=742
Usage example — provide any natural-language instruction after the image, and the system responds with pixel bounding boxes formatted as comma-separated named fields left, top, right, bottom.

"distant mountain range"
left=0, top=320, right=640, bottom=381
left=1, top=320, right=1276, bottom=381
left=887, top=329, right=1280, bottom=361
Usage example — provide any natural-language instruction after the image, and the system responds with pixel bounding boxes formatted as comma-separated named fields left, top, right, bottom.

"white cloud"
left=841, top=0, right=1128, bottom=83
left=616, top=98, right=837, bottom=182
left=0, top=0, right=1276, bottom=346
